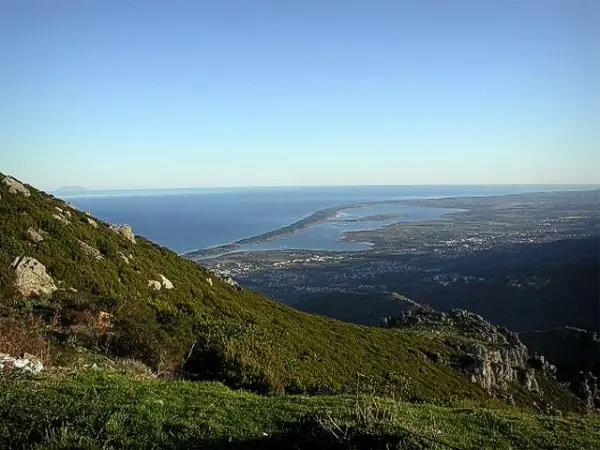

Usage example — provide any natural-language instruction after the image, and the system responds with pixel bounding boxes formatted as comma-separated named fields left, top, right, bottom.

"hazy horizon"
left=53, top=182, right=600, bottom=198
left=2, top=1, right=598, bottom=190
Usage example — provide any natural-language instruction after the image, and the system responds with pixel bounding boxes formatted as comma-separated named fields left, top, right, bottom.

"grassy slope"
left=0, top=173, right=504, bottom=406
left=1, top=370, right=599, bottom=450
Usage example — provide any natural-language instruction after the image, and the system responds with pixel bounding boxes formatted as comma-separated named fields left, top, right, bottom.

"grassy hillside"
left=0, top=174, right=458, bottom=399
left=0, top=173, right=588, bottom=408
left=2, top=369, right=599, bottom=450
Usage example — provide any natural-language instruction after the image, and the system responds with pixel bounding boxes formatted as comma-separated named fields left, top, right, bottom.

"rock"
left=148, top=275, right=174, bottom=291
left=11, top=256, right=57, bottom=297
left=53, top=213, right=71, bottom=225
left=2, top=176, right=30, bottom=196
left=110, top=224, right=136, bottom=243
left=0, top=352, right=44, bottom=375
left=118, top=252, right=130, bottom=264
left=206, top=277, right=213, bottom=287
left=26, top=228, right=44, bottom=243
left=159, top=274, right=174, bottom=290
left=86, top=217, right=98, bottom=228
left=55, top=207, right=72, bottom=219
left=571, top=371, right=600, bottom=410
left=148, top=280, right=162, bottom=291
left=77, top=240, right=104, bottom=260
left=214, top=273, right=242, bottom=291
left=387, top=307, right=547, bottom=394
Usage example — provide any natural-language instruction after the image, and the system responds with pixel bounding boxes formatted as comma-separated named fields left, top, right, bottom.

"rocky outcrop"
left=211, top=272, right=242, bottom=291
left=0, top=352, right=44, bottom=375
left=159, top=274, right=174, bottom=290
left=386, top=308, right=554, bottom=393
left=110, top=224, right=136, bottom=244
left=148, top=274, right=174, bottom=291
left=55, top=207, right=72, bottom=219
left=2, top=176, right=30, bottom=196
left=11, top=256, right=57, bottom=297
left=571, top=371, right=600, bottom=410
left=86, top=217, right=98, bottom=228
left=26, top=228, right=44, bottom=243
left=53, top=213, right=71, bottom=225
left=459, top=341, right=539, bottom=392
left=77, top=240, right=104, bottom=260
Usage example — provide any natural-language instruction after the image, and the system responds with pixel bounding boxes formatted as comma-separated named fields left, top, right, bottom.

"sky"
left=1, top=0, right=598, bottom=190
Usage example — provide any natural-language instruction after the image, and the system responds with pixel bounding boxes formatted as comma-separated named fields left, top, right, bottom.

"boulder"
left=2, top=176, right=30, bottom=197
left=148, top=280, right=162, bottom=291
left=77, top=240, right=104, bottom=260
left=159, top=274, right=174, bottom=290
left=11, top=256, right=57, bottom=297
left=86, top=217, right=98, bottom=228
left=148, top=275, right=174, bottom=291
left=0, top=352, right=44, bottom=375
left=55, top=207, right=71, bottom=218
left=110, top=224, right=136, bottom=244
left=26, top=228, right=44, bottom=243
left=53, top=213, right=71, bottom=225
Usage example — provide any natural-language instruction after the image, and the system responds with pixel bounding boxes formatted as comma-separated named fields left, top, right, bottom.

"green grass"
left=1, top=371, right=598, bottom=450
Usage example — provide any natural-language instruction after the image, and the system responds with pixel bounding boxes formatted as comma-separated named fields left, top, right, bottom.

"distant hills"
left=53, top=185, right=88, bottom=195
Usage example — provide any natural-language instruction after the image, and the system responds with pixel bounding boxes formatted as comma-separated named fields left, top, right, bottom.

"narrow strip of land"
left=184, top=200, right=416, bottom=259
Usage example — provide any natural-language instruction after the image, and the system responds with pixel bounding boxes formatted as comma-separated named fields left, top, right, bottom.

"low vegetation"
left=2, top=370, right=599, bottom=450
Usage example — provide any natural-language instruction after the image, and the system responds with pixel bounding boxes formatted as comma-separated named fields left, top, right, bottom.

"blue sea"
left=61, top=185, right=593, bottom=255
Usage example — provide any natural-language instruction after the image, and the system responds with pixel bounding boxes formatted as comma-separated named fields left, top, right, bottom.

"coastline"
left=183, top=189, right=598, bottom=260
left=184, top=199, right=417, bottom=259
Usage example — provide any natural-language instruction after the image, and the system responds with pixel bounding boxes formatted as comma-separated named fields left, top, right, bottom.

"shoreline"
left=183, top=189, right=597, bottom=260
left=184, top=199, right=418, bottom=259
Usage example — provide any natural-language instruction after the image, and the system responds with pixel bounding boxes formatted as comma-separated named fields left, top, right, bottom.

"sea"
left=60, top=184, right=594, bottom=255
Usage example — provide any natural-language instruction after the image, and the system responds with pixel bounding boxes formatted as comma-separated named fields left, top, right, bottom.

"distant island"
left=53, top=185, right=88, bottom=195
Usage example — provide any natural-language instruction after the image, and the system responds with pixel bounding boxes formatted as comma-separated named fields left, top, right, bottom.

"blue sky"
left=1, top=0, right=598, bottom=189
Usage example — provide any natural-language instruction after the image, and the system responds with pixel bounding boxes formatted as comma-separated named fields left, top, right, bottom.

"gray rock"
left=148, top=280, right=162, bottom=291
left=223, top=276, right=242, bottom=291
left=77, top=240, right=104, bottom=260
left=571, top=371, right=600, bottom=410
left=212, top=272, right=243, bottom=291
left=11, top=256, right=57, bottom=297
left=55, top=207, right=72, bottom=219
left=26, top=228, right=44, bottom=243
left=2, top=176, right=30, bottom=196
left=148, top=274, right=174, bottom=291
left=159, top=274, right=174, bottom=290
left=0, top=352, right=44, bottom=375
left=53, top=213, right=71, bottom=225
left=110, top=224, right=136, bottom=244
